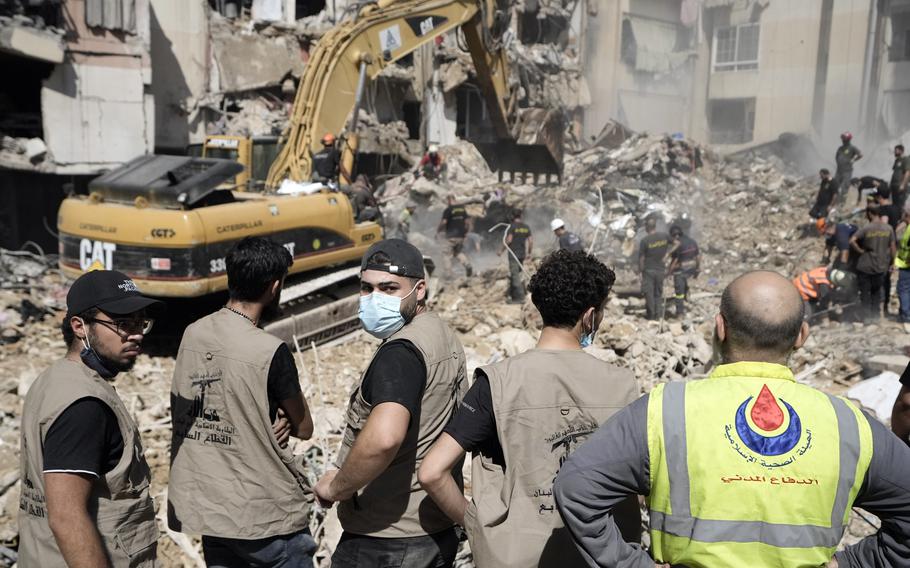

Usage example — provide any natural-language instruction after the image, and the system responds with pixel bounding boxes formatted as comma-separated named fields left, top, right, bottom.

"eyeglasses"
left=88, top=317, right=154, bottom=336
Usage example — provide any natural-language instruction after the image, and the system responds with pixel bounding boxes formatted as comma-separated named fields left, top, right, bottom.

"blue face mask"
left=580, top=312, right=598, bottom=349
left=580, top=332, right=595, bottom=349
left=359, top=283, right=419, bottom=339
left=78, top=321, right=117, bottom=379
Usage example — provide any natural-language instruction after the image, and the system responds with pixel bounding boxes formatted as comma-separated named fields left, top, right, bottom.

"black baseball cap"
left=360, top=239, right=425, bottom=279
left=66, top=270, right=165, bottom=317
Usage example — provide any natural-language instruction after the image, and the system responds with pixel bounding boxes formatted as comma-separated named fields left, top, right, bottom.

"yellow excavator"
left=57, top=0, right=562, bottom=344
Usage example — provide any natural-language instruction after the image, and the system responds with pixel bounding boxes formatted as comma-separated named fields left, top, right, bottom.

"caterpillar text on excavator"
left=57, top=0, right=563, bottom=347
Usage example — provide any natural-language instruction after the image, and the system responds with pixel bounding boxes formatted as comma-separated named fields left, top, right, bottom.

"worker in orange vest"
left=792, top=266, right=848, bottom=315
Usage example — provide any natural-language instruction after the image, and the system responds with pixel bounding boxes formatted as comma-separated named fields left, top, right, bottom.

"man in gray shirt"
left=554, top=270, right=910, bottom=568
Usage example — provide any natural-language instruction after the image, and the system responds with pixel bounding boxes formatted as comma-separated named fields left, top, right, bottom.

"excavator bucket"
left=473, top=108, right=565, bottom=185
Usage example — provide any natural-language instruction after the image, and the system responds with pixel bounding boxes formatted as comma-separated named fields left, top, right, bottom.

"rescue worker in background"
left=875, top=189, right=901, bottom=316
left=20, top=270, right=163, bottom=566
left=850, top=175, right=886, bottom=206
left=809, top=168, right=836, bottom=231
left=834, top=132, right=862, bottom=203
left=418, top=144, right=446, bottom=181
left=850, top=205, right=896, bottom=321
left=315, top=239, right=467, bottom=568
left=554, top=270, right=910, bottom=567
left=638, top=215, right=670, bottom=320
left=351, top=174, right=380, bottom=222
left=793, top=266, right=848, bottom=316
left=397, top=202, right=417, bottom=240
left=895, top=205, right=910, bottom=329
left=437, top=194, right=473, bottom=278
left=551, top=218, right=584, bottom=252
left=312, top=133, right=340, bottom=183
left=892, top=143, right=910, bottom=210
left=499, top=208, right=532, bottom=304
left=418, top=250, right=641, bottom=567
left=169, top=237, right=317, bottom=567
left=667, top=225, right=700, bottom=318
left=823, top=220, right=858, bottom=269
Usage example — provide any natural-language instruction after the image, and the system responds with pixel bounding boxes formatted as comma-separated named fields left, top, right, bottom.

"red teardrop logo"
left=750, top=384, right=784, bottom=431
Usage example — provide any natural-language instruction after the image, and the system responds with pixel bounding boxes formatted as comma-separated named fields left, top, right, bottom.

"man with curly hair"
left=418, top=250, right=641, bottom=567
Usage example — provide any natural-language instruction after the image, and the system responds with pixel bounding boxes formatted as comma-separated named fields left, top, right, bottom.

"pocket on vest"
left=113, top=518, right=158, bottom=559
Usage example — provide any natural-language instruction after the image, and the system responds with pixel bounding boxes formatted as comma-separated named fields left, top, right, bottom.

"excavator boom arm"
left=266, top=0, right=514, bottom=187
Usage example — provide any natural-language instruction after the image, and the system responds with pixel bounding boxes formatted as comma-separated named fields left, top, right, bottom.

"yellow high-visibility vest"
left=647, top=362, right=873, bottom=568
left=895, top=225, right=910, bottom=269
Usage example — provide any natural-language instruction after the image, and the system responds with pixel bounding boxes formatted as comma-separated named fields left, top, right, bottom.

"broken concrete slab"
left=863, top=354, right=910, bottom=375
left=0, top=24, right=64, bottom=63
left=211, top=33, right=305, bottom=92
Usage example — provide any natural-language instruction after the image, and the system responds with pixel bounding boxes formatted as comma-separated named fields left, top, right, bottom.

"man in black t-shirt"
left=169, top=237, right=316, bottom=565
left=891, top=144, right=910, bottom=210
left=810, top=168, right=836, bottom=223
left=638, top=216, right=670, bottom=320
left=500, top=209, right=533, bottom=304
left=667, top=225, right=700, bottom=318
left=437, top=195, right=473, bottom=278
left=851, top=175, right=886, bottom=206
left=22, top=270, right=164, bottom=566
left=312, top=133, right=340, bottom=183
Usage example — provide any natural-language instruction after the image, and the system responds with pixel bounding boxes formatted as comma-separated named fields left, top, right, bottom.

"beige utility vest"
left=465, top=349, right=641, bottom=568
left=19, top=359, right=158, bottom=567
left=168, top=309, right=312, bottom=538
left=337, top=311, right=467, bottom=537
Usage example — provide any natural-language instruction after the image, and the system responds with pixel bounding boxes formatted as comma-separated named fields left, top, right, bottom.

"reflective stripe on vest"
left=793, top=268, right=830, bottom=301
left=896, top=225, right=910, bottom=269
left=647, top=366, right=873, bottom=568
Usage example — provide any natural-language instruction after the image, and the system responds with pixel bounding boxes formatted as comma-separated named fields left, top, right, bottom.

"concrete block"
left=0, top=26, right=64, bottom=64
left=24, top=138, right=46, bottom=162
left=864, top=354, right=910, bottom=375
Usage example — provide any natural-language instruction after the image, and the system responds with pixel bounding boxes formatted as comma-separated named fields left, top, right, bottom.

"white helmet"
left=550, top=218, right=565, bottom=231
left=428, top=144, right=439, bottom=154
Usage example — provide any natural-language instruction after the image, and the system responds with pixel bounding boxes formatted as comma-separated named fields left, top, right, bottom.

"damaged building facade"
left=1, top=0, right=153, bottom=250
left=582, top=0, right=891, bottom=158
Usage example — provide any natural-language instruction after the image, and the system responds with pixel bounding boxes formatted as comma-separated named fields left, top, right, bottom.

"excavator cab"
left=202, top=135, right=282, bottom=191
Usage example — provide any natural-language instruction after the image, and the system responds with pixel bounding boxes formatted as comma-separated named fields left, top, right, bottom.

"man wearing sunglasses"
left=19, top=269, right=164, bottom=566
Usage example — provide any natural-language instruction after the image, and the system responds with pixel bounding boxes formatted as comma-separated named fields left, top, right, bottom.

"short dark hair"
left=897, top=144, right=905, bottom=152
left=512, top=208, right=523, bottom=220
left=720, top=287, right=804, bottom=354
left=670, top=225, right=683, bottom=237
left=819, top=168, right=830, bottom=175
left=226, top=237, right=293, bottom=301
left=877, top=186, right=892, bottom=200
left=61, top=307, right=98, bottom=346
left=528, top=250, right=615, bottom=328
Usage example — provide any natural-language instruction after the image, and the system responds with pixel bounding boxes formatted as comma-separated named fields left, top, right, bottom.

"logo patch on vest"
left=725, top=384, right=812, bottom=468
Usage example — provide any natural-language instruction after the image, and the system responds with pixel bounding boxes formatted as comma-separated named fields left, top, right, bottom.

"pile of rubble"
left=0, top=125, right=901, bottom=563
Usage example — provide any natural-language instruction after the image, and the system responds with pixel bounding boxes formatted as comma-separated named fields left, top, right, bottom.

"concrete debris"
left=0, top=136, right=52, bottom=171
left=0, top=14, right=65, bottom=64
left=354, top=112, right=421, bottom=162
left=846, top=372, right=902, bottom=422
left=208, top=95, right=289, bottom=137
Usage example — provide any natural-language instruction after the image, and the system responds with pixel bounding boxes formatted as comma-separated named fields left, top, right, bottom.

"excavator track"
left=265, top=266, right=363, bottom=348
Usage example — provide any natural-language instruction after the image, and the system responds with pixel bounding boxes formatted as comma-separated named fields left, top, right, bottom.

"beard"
left=86, top=329, right=136, bottom=374
left=261, top=290, right=283, bottom=322
left=400, top=294, right=419, bottom=324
